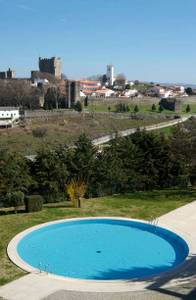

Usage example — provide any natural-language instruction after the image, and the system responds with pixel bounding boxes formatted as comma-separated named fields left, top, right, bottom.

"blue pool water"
left=17, top=218, right=189, bottom=280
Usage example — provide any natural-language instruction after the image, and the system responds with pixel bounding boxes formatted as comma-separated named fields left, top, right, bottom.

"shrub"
left=159, top=105, right=164, bottom=113
left=25, top=195, right=43, bottom=212
left=134, top=105, right=139, bottom=113
left=32, top=127, right=47, bottom=138
left=66, top=179, right=86, bottom=208
left=186, top=104, right=191, bottom=113
left=74, top=101, right=83, bottom=112
left=8, top=191, right=24, bottom=213
left=115, top=103, right=129, bottom=113
left=151, top=104, right=156, bottom=112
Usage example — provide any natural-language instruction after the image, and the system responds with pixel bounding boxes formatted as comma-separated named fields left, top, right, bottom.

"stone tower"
left=65, top=81, right=80, bottom=108
left=106, top=65, right=114, bottom=86
left=39, top=57, right=62, bottom=79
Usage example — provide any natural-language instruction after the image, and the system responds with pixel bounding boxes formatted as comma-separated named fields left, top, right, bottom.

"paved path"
left=92, top=115, right=192, bottom=145
left=1, top=201, right=196, bottom=300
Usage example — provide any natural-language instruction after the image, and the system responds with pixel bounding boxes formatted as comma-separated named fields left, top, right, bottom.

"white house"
left=123, top=89, right=138, bottom=97
left=0, top=107, right=20, bottom=128
left=92, top=88, right=115, bottom=98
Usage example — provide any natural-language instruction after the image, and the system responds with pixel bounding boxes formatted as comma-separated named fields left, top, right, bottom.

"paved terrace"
left=1, top=201, right=196, bottom=300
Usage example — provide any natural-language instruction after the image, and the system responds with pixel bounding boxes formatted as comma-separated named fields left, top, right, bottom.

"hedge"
left=25, top=195, right=43, bottom=212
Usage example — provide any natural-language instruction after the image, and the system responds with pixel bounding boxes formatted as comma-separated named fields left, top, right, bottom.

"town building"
left=39, top=57, right=62, bottom=79
left=80, top=80, right=101, bottom=95
left=0, top=107, right=20, bottom=128
left=123, top=89, right=138, bottom=97
left=92, top=87, right=115, bottom=98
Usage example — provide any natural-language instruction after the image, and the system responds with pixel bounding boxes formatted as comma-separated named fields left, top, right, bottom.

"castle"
left=39, top=57, right=62, bottom=78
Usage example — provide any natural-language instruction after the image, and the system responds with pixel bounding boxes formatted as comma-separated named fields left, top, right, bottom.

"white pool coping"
left=7, top=215, right=196, bottom=292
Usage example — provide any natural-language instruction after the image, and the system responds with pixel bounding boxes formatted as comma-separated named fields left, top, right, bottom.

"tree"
left=74, top=101, right=83, bottom=112
left=67, top=134, right=96, bottom=196
left=84, top=96, right=88, bottom=107
left=130, top=130, right=181, bottom=189
left=44, top=86, right=61, bottom=110
left=0, top=150, right=32, bottom=200
left=115, top=103, right=129, bottom=113
left=134, top=105, right=139, bottom=113
left=102, top=74, right=108, bottom=86
left=170, top=119, right=196, bottom=186
left=31, top=147, right=68, bottom=202
left=185, top=87, right=193, bottom=96
left=108, top=106, right=111, bottom=112
left=8, top=191, right=24, bottom=213
left=159, top=105, right=164, bottom=113
left=0, top=79, right=41, bottom=109
left=186, top=104, right=191, bottom=113
left=99, top=139, right=127, bottom=194
left=66, top=179, right=86, bottom=208
left=151, top=104, right=156, bottom=112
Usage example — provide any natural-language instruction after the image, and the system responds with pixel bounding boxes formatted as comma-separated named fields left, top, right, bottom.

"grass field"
left=0, top=113, right=165, bottom=155
left=0, top=188, right=195, bottom=286
left=156, top=126, right=174, bottom=135
left=86, top=100, right=196, bottom=114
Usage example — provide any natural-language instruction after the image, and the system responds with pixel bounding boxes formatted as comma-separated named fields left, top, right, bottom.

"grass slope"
left=0, top=189, right=195, bottom=286
left=0, top=114, right=164, bottom=155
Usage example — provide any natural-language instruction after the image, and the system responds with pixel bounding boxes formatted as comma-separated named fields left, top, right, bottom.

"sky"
left=0, top=0, right=196, bottom=83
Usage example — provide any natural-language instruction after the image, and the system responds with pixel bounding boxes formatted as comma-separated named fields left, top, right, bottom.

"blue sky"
left=0, top=0, right=196, bottom=83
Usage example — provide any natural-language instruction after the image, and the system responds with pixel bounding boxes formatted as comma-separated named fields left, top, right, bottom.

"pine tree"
left=159, top=105, right=163, bottom=113
left=134, top=105, right=139, bottom=113
left=32, top=147, right=68, bottom=201
left=0, top=150, right=32, bottom=198
left=151, top=104, right=156, bottom=112
left=186, top=104, right=191, bottom=113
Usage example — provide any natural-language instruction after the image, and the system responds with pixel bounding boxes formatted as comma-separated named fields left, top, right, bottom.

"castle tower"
left=39, top=57, right=62, bottom=79
left=106, top=65, right=114, bottom=86
left=7, top=68, right=16, bottom=79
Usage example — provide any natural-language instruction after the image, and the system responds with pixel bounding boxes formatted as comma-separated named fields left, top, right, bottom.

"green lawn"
left=87, top=101, right=196, bottom=115
left=156, top=126, right=174, bottom=135
left=0, top=188, right=195, bottom=286
left=182, top=104, right=196, bottom=114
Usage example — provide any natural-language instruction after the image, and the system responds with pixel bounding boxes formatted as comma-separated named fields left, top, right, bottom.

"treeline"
left=0, top=120, right=196, bottom=207
left=0, top=80, right=42, bottom=109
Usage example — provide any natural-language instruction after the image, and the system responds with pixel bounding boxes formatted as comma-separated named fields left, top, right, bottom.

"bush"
left=151, top=104, right=156, bottom=112
left=159, top=105, right=164, bottom=113
left=134, top=105, right=139, bottom=113
left=25, top=195, right=43, bottom=212
left=115, top=103, right=129, bottom=113
left=74, top=101, right=83, bottom=112
left=66, top=179, right=86, bottom=208
left=32, top=127, right=47, bottom=138
left=186, top=104, right=191, bottom=113
left=8, top=191, right=24, bottom=213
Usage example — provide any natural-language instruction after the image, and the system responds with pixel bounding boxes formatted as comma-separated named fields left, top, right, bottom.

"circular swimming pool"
left=15, top=218, right=188, bottom=280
